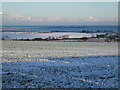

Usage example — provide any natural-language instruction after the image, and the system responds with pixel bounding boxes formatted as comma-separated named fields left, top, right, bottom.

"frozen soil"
left=1, top=41, right=119, bottom=88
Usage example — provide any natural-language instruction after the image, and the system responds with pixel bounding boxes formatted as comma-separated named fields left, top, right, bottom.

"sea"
left=1, top=25, right=118, bottom=33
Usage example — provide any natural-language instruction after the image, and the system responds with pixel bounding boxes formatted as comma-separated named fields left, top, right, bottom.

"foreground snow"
left=1, top=41, right=119, bottom=88
left=2, top=56, right=118, bottom=88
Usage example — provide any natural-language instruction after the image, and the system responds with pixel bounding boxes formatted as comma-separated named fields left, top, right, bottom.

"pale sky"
left=1, top=2, right=118, bottom=25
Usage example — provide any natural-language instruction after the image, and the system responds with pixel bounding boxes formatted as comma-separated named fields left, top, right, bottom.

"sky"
left=1, top=0, right=119, bottom=2
left=1, top=2, right=118, bottom=26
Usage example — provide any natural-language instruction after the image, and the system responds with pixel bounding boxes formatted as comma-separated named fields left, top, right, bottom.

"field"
left=1, top=41, right=119, bottom=88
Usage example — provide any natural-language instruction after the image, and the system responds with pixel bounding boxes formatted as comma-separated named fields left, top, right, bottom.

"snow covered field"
left=1, top=41, right=119, bottom=88
left=1, top=32, right=104, bottom=40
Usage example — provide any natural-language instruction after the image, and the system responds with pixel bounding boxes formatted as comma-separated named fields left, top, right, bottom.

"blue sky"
left=1, top=2, right=118, bottom=25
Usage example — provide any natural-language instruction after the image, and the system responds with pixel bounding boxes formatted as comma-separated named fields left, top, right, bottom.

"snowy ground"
left=1, top=41, right=119, bottom=88
left=0, top=32, right=105, bottom=40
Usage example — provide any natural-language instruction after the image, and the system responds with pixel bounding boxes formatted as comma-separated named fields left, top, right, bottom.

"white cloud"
left=8, top=14, right=32, bottom=21
left=86, top=16, right=99, bottom=22
left=88, top=16, right=94, bottom=19
left=29, top=16, right=67, bottom=22
left=10, top=14, right=23, bottom=18
left=27, top=17, right=32, bottom=21
left=0, top=11, right=3, bottom=15
left=2, top=13, right=117, bottom=25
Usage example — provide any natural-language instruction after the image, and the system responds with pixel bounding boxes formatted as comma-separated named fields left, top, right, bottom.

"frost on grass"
left=1, top=41, right=119, bottom=88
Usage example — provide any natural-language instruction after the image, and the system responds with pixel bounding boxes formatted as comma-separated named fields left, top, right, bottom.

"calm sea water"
left=1, top=25, right=118, bottom=33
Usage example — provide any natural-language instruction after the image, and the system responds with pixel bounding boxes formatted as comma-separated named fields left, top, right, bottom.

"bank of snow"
left=1, top=32, right=105, bottom=40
